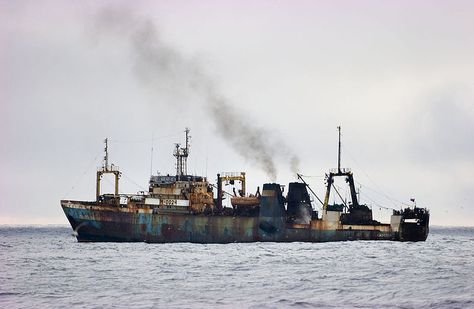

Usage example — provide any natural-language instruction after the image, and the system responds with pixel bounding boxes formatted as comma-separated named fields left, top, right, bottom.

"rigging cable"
left=122, top=173, right=147, bottom=191
left=62, top=152, right=102, bottom=199
left=297, top=173, right=324, bottom=206
left=209, top=184, right=235, bottom=198
left=355, top=180, right=410, bottom=208
left=331, top=184, right=348, bottom=209
left=342, top=144, right=409, bottom=208
left=332, top=182, right=397, bottom=212
left=109, top=132, right=181, bottom=144
left=362, top=193, right=398, bottom=211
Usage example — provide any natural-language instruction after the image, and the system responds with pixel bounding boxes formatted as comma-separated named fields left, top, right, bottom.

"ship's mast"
left=175, top=143, right=181, bottom=177
left=174, top=128, right=191, bottom=179
left=103, top=138, right=109, bottom=171
left=337, top=126, right=341, bottom=173
left=184, top=127, right=190, bottom=175
left=323, top=126, right=359, bottom=212
left=96, top=138, right=121, bottom=202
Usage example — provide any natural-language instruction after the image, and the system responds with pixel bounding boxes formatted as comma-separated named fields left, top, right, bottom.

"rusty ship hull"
left=61, top=203, right=400, bottom=243
left=62, top=129, right=429, bottom=243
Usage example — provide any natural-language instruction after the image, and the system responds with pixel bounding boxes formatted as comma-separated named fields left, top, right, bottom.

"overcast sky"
left=1, top=0, right=473, bottom=226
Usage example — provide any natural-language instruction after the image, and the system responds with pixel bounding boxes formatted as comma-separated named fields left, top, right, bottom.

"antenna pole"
left=185, top=127, right=190, bottom=154
left=150, top=133, right=154, bottom=176
left=184, top=127, right=190, bottom=175
left=175, top=143, right=181, bottom=178
left=337, top=126, right=341, bottom=173
left=104, top=138, right=109, bottom=171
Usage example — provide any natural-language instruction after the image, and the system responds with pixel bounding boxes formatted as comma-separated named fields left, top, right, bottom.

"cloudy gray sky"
left=1, top=0, right=473, bottom=226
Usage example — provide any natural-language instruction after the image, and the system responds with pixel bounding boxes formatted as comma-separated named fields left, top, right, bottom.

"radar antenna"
left=174, top=128, right=191, bottom=179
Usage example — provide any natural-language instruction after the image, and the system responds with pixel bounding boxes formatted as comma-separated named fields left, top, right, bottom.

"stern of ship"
left=396, top=207, right=430, bottom=241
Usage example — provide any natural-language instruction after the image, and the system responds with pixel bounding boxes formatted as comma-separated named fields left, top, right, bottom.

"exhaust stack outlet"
left=258, top=183, right=286, bottom=240
left=287, top=182, right=313, bottom=224
left=216, top=173, right=223, bottom=211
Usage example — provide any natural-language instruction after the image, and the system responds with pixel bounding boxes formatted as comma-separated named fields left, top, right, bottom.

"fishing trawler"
left=61, top=128, right=429, bottom=243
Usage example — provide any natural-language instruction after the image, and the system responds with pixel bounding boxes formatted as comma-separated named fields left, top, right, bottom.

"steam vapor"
left=93, top=6, right=300, bottom=180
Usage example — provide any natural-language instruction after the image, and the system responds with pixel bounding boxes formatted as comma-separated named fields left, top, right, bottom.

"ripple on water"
left=0, top=226, right=473, bottom=308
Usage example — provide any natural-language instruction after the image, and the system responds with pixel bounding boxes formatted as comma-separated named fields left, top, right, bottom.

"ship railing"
left=109, top=165, right=120, bottom=171
left=329, top=168, right=351, bottom=174
left=221, top=172, right=243, bottom=177
left=98, top=165, right=120, bottom=172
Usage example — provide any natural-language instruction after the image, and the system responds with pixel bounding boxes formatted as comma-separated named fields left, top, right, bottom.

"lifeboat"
left=231, top=196, right=260, bottom=207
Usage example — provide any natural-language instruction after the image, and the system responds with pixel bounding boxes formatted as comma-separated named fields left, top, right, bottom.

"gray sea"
left=0, top=226, right=473, bottom=309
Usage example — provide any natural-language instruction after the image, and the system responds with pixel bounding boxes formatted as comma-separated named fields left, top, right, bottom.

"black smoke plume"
left=93, top=6, right=299, bottom=180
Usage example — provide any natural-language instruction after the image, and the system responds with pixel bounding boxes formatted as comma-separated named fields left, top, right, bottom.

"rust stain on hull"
left=61, top=128, right=430, bottom=244
left=62, top=201, right=426, bottom=243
